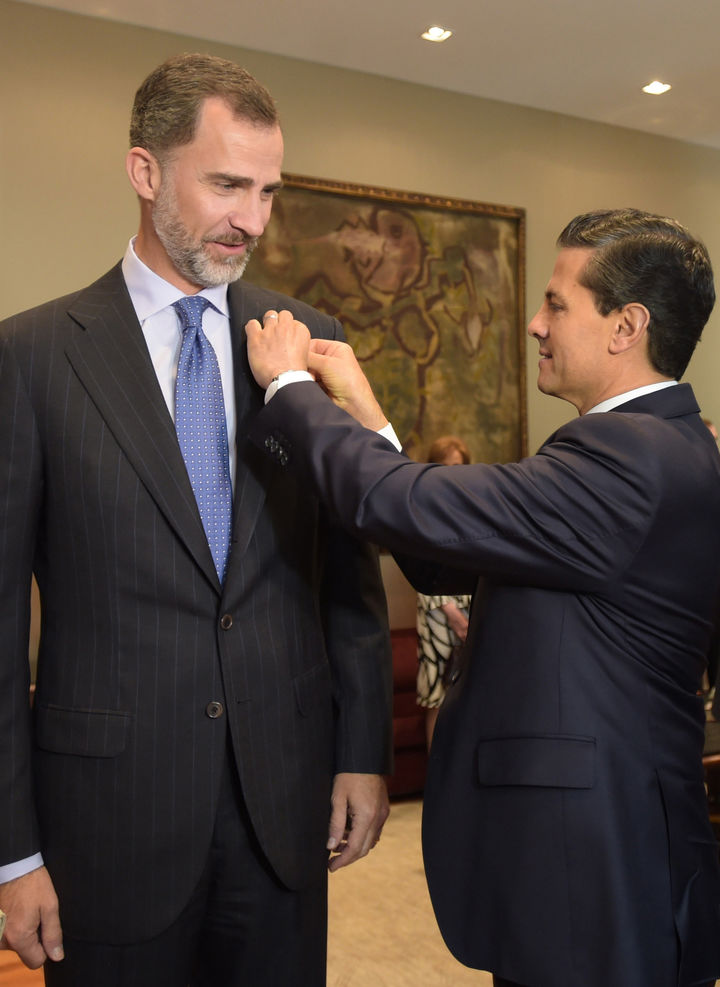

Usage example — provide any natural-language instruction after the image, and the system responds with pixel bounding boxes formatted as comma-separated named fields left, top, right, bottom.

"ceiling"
left=18, top=0, right=720, bottom=150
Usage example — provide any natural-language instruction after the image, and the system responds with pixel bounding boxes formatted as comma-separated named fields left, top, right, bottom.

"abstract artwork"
left=246, top=175, right=527, bottom=463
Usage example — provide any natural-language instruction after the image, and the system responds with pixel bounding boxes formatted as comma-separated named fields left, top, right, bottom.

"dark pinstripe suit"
left=0, top=264, right=392, bottom=946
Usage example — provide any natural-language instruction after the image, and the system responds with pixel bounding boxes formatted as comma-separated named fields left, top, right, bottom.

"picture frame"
left=246, top=175, right=527, bottom=464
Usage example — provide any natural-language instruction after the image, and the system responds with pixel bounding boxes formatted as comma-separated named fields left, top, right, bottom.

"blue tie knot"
left=173, top=295, right=212, bottom=332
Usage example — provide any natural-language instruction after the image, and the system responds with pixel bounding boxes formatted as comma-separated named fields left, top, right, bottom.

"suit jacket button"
left=220, top=613, right=233, bottom=630
left=206, top=701, right=224, bottom=719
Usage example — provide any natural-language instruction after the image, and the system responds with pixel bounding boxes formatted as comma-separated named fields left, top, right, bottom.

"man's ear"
left=126, top=147, right=162, bottom=202
left=609, top=302, right=650, bottom=354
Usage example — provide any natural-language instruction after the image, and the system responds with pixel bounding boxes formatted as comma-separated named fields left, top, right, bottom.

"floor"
left=327, top=797, right=490, bottom=986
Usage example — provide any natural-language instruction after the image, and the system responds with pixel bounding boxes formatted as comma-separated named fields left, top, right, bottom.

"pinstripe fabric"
left=0, top=265, right=393, bottom=945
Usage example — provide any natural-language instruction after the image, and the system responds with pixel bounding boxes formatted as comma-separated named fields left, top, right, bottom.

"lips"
left=208, top=235, right=258, bottom=255
left=213, top=239, right=246, bottom=249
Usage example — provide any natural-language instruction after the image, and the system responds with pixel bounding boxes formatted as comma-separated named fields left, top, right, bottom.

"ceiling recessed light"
left=421, top=25, right=452, bottom=42
left=642, top=80, right=672, bottom=95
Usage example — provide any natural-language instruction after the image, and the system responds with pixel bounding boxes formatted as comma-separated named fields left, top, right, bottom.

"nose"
left=228, top=194, right=271, bottom=238
left=527, top=308, right=546, bottom=339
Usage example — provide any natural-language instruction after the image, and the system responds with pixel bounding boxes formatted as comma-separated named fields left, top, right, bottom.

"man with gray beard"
left=0, top=53, right=392, bottom=986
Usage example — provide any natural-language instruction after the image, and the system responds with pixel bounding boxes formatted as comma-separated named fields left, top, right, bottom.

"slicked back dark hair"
left=130, top=53, right=278, bottom=159
left=558, top=208, right=715, bottom=379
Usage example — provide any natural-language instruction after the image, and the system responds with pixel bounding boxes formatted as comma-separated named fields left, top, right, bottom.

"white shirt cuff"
left=378, top=422, right=402, bottom=451
left=264, top=370, right=314, bottom=404
left=0, top=853, right=44, bottom=884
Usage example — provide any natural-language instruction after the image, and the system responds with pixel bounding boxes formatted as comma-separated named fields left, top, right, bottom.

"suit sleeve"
left=0, top=325, right=43, bottom=866
left=249, top=381, right=658, bottom=594
left=310, top=315, right=393, bottom=775
left=320, top=524, right=393, bottom=774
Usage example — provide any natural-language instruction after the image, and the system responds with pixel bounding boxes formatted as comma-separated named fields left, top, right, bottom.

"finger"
left=328, top=845, right=349, bottom=872
left=309, top=338, right=351, bottom=357
left=263, top=309, right=279, bottom=323
left=326, top=795, right=349, bottom=852
left=308, top=338, right=335, bottom=356
left=353, top=816, right=379, bottom=858
left=285, top=313, right=310, bottom=340
left=40, top=906, right=64, bottom=963
left=342, top=812, right=373, bottom=860
left=328, top=823, right=367, bottom=872
left=327, top=835, right=352, bottom=872
left=306, top=352, right=329, bottom=374
left=11, top=931, right=47, bottom=971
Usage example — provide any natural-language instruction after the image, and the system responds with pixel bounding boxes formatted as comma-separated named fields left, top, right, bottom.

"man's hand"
left=326, top=773, right=389, bottom=873
left=308, top=339, right=388, bottom=431
left=0, top=867, right=63, bottom=969
left=245, top=309, right=311, bottom=389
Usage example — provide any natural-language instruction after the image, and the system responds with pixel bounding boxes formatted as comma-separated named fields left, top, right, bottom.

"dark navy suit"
left=251, top=380, right=720, bottom=987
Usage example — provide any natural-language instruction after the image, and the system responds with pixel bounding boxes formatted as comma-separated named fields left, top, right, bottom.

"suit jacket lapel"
left=64, top=264, right=220, bottom=591
left=225, top=282, right=273, bottom=575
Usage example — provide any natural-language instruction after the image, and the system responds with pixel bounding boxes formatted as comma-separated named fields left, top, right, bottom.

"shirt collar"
left=121, top=237, right=229, bottom=324
left=586, top=380, right=678, bottom=415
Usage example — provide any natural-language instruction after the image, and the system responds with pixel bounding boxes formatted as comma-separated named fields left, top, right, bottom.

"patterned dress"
left=416, top=594, right=471, bottom=708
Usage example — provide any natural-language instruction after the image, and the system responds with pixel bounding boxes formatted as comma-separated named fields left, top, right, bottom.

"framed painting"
left=246, top=175, right=527, bottom=464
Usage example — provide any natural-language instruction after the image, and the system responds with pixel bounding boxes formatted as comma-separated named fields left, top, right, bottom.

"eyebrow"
left=545, top=289, right=566, bottom=306
left=206, top=172, right=284, bottom=193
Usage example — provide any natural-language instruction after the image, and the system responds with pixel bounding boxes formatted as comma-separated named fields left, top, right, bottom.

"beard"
left=152, top=181, right=258, bottom=288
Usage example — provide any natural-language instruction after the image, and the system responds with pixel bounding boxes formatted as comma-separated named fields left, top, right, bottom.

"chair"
left=386, top=628, right=428, bottom=798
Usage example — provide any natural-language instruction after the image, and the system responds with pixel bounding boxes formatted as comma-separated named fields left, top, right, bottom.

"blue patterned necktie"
left=173, top=296, right=233, bottom=582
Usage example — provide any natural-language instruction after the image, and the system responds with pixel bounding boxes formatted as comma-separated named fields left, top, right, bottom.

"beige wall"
left=3, top=0, right=720, bottom=454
